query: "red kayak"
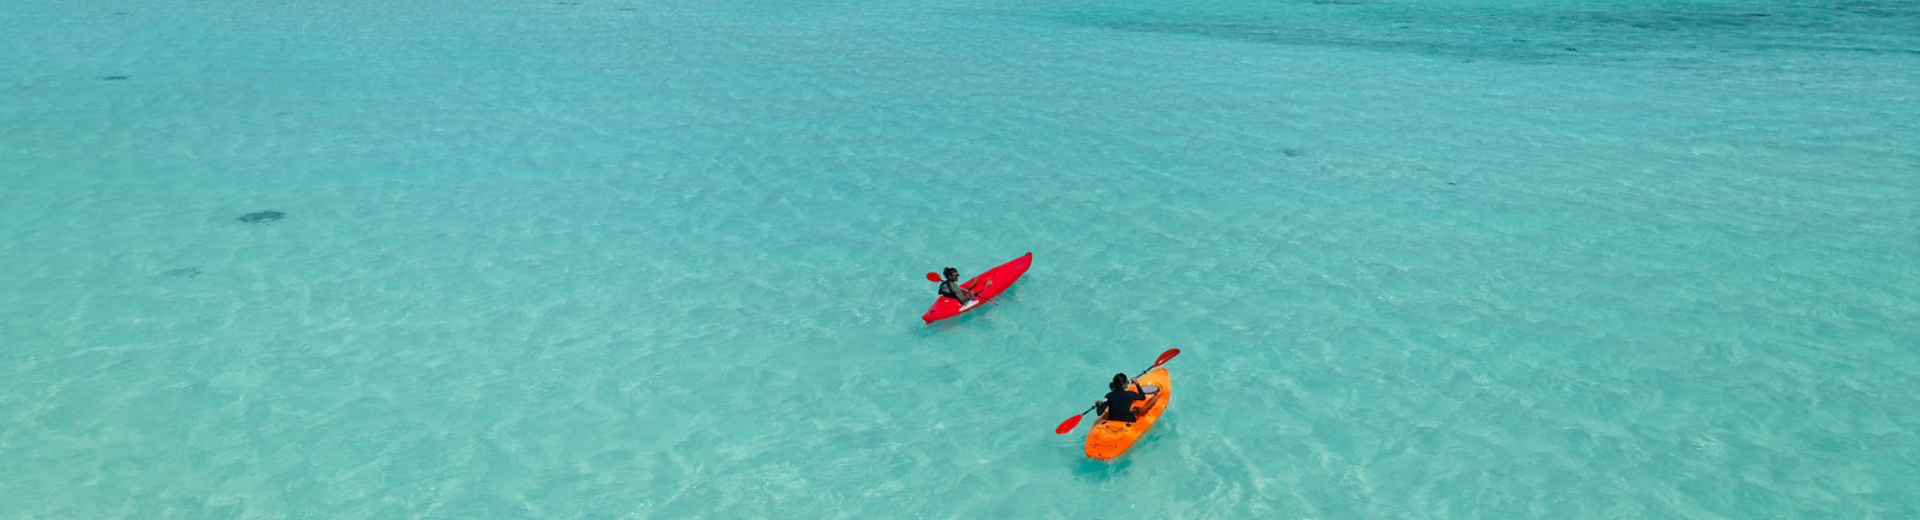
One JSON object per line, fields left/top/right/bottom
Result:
{"left": 922, "top": 252, "right": 1032, "bottom": 324}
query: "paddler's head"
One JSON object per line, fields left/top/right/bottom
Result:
{"left": 1109, "top": 373, "right": 1130, "bottom": 391}
{"left": 942, "top": 267, "right": 959, "bottom": 281}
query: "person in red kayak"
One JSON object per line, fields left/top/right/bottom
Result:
{"left": 1095, "top": 373, "right": 1161, "bottom": 423}
{"left": 937, "top": 267, "right": 984, "bottom": 304}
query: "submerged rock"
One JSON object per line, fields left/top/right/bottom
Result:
{"left": 239, "top": 211, "right": 285, "bottom": 223}
{"left": 163, "top": 267, "right": 203, "bottom": 278}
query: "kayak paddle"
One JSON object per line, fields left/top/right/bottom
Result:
{"left": 1053, "top": 348, "right": 1182, "bottom": 434}
{"left": 925, "top": 272, "right": 942, "bottom": 282}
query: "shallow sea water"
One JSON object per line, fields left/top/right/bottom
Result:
{"left": 3, "top": 0, "right": 1917, "bottom": 518}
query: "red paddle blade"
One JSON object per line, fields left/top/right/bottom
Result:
{"left": 925, "top": 272, "right": 941, "bottom": 282}
{"left": 1153, "top": 348, "right": 1181, "bottom": 367}
{"left": 1054, "top": 414, "right": 1085, "bottom": 434}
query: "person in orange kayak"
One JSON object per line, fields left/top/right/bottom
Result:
{"left": 1095, "top": 373, "right": 1161, "bottom": 422}
{"left": 937, "top": 267, "right": 979, "bottom": 304}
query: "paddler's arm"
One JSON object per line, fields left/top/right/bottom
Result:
{"left": 961, "top": 280, "right": 991, "bottom": 300}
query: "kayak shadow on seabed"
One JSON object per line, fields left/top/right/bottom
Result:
{"left": 1073, "top": 457, "right": 1135, "bottom": 479}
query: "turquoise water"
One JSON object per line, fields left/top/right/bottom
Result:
{"left": 4, "top": 0, "right": 1918, "bottom": 517}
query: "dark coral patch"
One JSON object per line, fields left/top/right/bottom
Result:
{"left": 163, "top": 267, "right": 203, "bottom": 278}
{"left": 239, "top": 211, "right": 285, "bottom": 223}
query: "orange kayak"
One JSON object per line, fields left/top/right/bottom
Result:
{"left": 1084, "top": 367, "right": 1172, "bottom": 460}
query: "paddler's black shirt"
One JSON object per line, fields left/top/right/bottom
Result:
{"left": 939, "top": 280, "right": 969, "bottom": 303}
{"left": 1098, "top": 389, "right": 1146, "bottom": 422}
